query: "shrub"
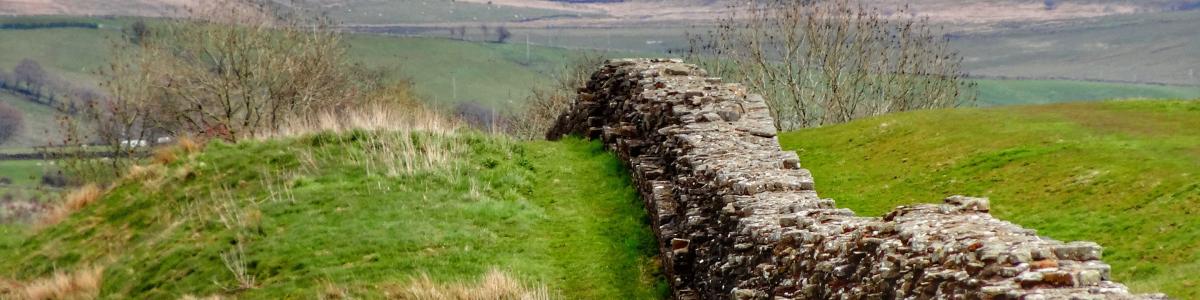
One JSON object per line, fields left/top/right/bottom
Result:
{"left": 36, "top": 184, "right": 103, "bottom": 228}
{"left": 390, "top": 269, "right": 552, "bottom": 300}
{"left": 508, "top": 54, "right": 608, "bottom": 140}
{"left": 0, "top": 101, "right": 23, "bottom": 145}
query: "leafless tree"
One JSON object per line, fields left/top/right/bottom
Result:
{"left": 53, "top": 0, "right": 414, "bottom": 180}
{"left": 13, "top": 59, "right": 48, "bottom": 99}
{"left": 0, "top": 101, "right": 23, "bottom": 145}
{"left": 689, "top": 0, "right": 975, "bottom": 130}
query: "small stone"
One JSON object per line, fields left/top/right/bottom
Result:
{"left": 1042, "top": 271, "right": 1076, "bottom": 287}
{"left": 731, "top": 289, "right": 757, "bottom": 300}
{"left": 1053, "top": 242, "right": 1103, "bottom": 261}
{"left": 1076, "top": 270, "right": 1102, "bottom": 286}
{"left": 702, "top": 112, "right": 723, "bottom": 122}
{"left": 718, "top": 110, "right": 742, "bottom": 122}
{"left": 664, "top": 65, "right": 692, "bottom": 76}
{"left": 980, "top": 285, "right": 1012, "bottom": 297}
{"left": 1030, "top": 259, "right": 1058, "bottom": 270}
{"left": 779, "top": 216, "right": 798, "bottom": 227}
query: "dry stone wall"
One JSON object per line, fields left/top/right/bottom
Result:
{"left": 548, "top": 59, "right": 1166, "bottom": 300}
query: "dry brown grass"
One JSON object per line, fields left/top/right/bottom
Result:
{"left": 265, "top": 104, "right": 460, "bottom": 140}
{"left": 35, "top": 184, "right": 103, "bottom": 229}
{"left": 387, "top": 270, "right": 552, "bottom": 300}
{"left": 176, "top": 137, "right": 202, "bottom": 154}
{"left": 0, "top": 266, "right": 104, "bottom": 300}
{"left": 151, "top": 147, "right": 179, "bottom": 165}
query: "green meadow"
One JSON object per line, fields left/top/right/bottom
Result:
{"left": 780, "top": 100, "right": 1200, "bottom": 297}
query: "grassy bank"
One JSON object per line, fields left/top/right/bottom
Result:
{"left": 779, "top": 100, "right": 1200, "bottom": 297}
{"left": 0, "top": 132, "right": 665, "bottom": 298}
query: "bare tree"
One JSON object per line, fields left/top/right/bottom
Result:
{"left": 690, "top": 0, "right": 976, "bottom": 130}
{"left": 54, "top": 0, "right": 412, "bottom": 180}
{"left": 13, "top": 59, "right": 48, "bottom": 99}
{"left": 0, "top": 101, "right": 23, "bottom": 145}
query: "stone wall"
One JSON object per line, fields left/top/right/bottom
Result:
{"left": 548, "top": 59, "right": 1166, "bottom": 299}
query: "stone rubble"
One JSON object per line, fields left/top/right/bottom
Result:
{"left": 548, "top": 59, "right": 1168, "bottom": 300}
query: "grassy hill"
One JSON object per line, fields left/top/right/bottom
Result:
{"left": 0, "top": 131, "right": 666, "bottom": 298}
{"left": 779, "top": 100, "right": 1200, "bottom": 298}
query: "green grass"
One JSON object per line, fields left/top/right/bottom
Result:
{"left": 975, "top": 79, "right": 1200, "bottom": 106}
{"left": 0, "top": 131, "right": 666, "bottom": 299}
{"left": 344, "top": 35, "right": 584, "bottom": 110}
{"left": 779, "top": 100, "right": 1200, "bottom": 298}
{"left": 0, "top": 160, "right": 46, "bottom": 187}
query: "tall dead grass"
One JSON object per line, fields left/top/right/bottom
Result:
{"left": 0, "top": 266, "right": 104, "bottom": 300}
{"left": 35, "top": 184, "right": 103, "bottom": 229}
{"left": 264, "top": 104, "right": 460, "bottom": 140}
{"left": 390, "top": 270, "right": 552, "bottom": 300}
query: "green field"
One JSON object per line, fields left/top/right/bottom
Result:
{"left": 0, "top": 132, "right": 666, "bottom": 298}
{"left": 975, "top": 79, "right": 1200, "bottom": 106}
{"left": 779, "top": 100, "right": 1200, "bottom": 298}
{"left": 955, "top": 10, "right": 1200, "bottom": 85}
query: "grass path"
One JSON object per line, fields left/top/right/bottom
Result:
{"left": 525, "top": 138, "right": 667, "bottom": 299}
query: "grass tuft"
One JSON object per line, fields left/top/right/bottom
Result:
{"left": 0, "top": 266, "right": 104, "bottom": 300}
{"left": 34, "top": 184, "right": 102, "bottom": 229}
{"left": 389, "top": 269, "right": 552, "bottom": 300}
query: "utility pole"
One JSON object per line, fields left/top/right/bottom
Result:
{"left": 526, "top": 33, "right": 531, "bottom": 63}
{"left": 452, "top": 75, "right": 457, "bottom": 102}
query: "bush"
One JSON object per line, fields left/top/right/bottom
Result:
{"left": 0, "top": 101, "right": 23, "bottom": 145}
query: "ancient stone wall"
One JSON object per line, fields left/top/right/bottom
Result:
{"left": 548, "top": 59, "right": 1165, "bottom": 299}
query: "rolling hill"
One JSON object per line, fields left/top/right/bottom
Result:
{"left": 779, "top": 99, "right": 1200, "bottom": 298}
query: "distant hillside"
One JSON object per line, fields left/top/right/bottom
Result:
{"left": 1, "top": 15, "right": 1196, "bottom": 148}
{"left": 0, "top": 133, "right": 667, "bottom": 298}
{"left": 779, "top": 100, "right": 1200, "bottom": 298}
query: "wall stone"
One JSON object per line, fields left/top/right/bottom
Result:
{"left": 548, "top": 58, "right": 1167, "bottom": 300}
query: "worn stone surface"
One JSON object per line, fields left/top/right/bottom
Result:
{"left": 548, "top": 59, "right": 1168, "bottom": 300}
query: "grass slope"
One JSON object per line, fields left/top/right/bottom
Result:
{"left": 779, "top": 100, "right": 1200, "bottom": 297}
{"left": 0, "top": 132, "right": 666, "bottom": 298}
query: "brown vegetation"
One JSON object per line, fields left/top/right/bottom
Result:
{"left": 387, "top": 270, "right": 552, "bottom": 300}
{"left": 0, "top": 266, "right": 104, "bottom": 300}
{"left": 508, "top": 54, "right": 607, "bottom": 140}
